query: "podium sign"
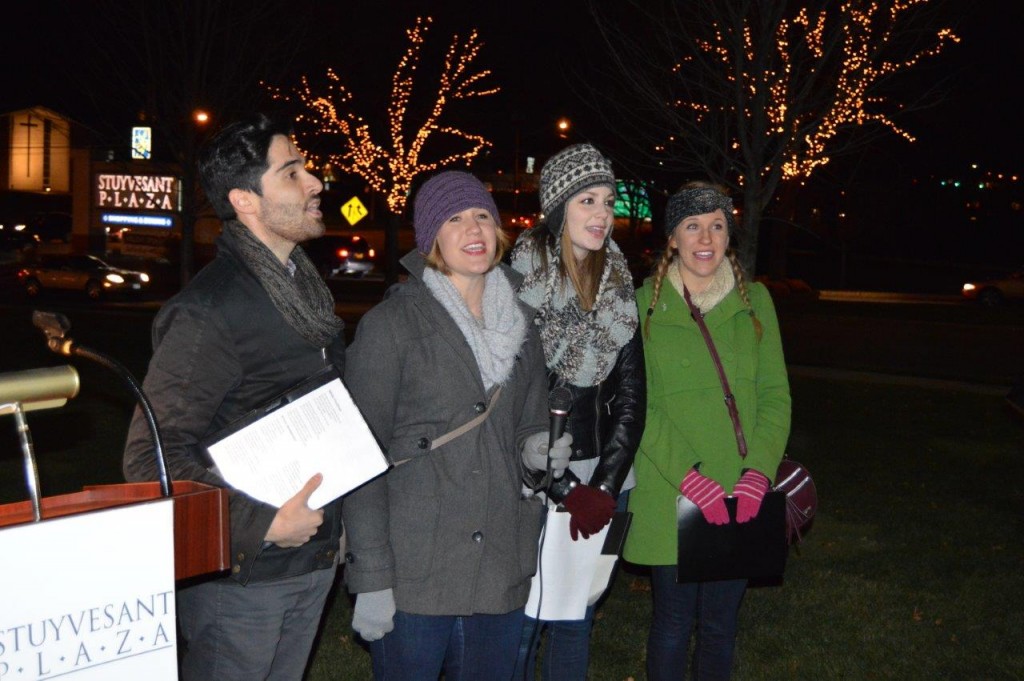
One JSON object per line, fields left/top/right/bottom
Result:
{"left": 0, "top": 500, "right": 177, "bottom": 680}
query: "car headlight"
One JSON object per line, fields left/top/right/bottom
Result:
{"left": 962, "top": 283, "right": 976, "bottom": 292}
{"left": 140, "top": 273, "right": 150, "bottom": 283}
{"left": 106, "top": 273, "right": 125, "bottom": 284}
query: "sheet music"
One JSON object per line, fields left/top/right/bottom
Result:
{"left": 205, "top": 377, "right": 388, "bottom": 509}
{"left": 524, "top": 511, "right": 621, "bottom": 621}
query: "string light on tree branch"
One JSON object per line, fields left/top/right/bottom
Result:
{"left": 666, "top": 0, "right": 959, "bottom": 182}
{"left": 267, "top": 16, "right": 499, "bottom": 214}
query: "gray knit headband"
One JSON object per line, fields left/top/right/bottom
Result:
{"left": 664, "top": 186, "right": 735, "bottom": 235}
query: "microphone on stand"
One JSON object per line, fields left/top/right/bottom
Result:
{"left": 31, "top": 310, "right": 172, "bottom": 498}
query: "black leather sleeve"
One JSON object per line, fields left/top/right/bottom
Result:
{"left": 588, "top": 327, "right": 647, "bottom": 497}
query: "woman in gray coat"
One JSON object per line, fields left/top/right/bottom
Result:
{"left": 342, "top": 171, "right": 573, "bottom": 680}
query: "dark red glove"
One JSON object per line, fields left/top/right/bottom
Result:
{"left": 562, "top": 484, "right": 616, "bottom": 541}
{"left": 734, "top": 469, "right": 770, "bottom": 523}
{"left": 680, "top": 468, "right": 729, "bottom": 525}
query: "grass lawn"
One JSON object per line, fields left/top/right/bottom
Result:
{"left": 2, "top": 340, "right": 1021, "bottom": 679}
{"left": 303, "top": 374, "right": 1024, "bottom": 680}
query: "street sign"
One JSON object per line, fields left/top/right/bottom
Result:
{"left": 132, "top": 127, "right": 152, "bottom": 159}
{"left": 341, "top": 196, "right": 368, "bottom": 226}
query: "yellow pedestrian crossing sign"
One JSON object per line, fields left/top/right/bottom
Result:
{"left": 341, "top": 196, "right": 368, "bottom": 226}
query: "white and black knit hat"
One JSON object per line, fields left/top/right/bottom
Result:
{"left": 539, "top": 144, "right": 616, "bottom": 218}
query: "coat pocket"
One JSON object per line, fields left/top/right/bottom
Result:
{"left": 389, "top": 488, "right": 440, "bottom": 584}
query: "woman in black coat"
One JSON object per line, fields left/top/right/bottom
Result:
{"left": 510, "top": 144, "right": 646, "bottom": 680}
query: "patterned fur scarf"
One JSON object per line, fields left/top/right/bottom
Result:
{"left": 510, "top": 236, "right": 638, "bottom": 387}
{"left": 223, "top": 220, "right": 344, "bottom": 348}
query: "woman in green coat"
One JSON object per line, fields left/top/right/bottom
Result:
{"left": 625, "top": 182, "right": 791, "bottom": 680}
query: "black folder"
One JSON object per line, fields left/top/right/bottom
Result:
{"left": 676, "top": 491, "right": 788, "bottom": 583}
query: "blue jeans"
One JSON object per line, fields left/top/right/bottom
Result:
{"left": 515, "top": 605, "right": 595, "bottom": 681}
{"left": 369, "top": 608, "right": 525, "bottom": 681}
{"left": 513, "top": 491, "right": 631, "bottom": 681}
{"left": 647, "top": 566, "right": 747, "bottom": 681}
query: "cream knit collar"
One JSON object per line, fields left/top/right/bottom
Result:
{"left": 667, "top": 259, "right": 735, "bottom": 315}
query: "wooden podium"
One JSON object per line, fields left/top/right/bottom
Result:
{"left": 0, "top": 481, "right": 230, "bottom": 581}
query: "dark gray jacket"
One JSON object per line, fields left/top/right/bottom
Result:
{"left": 342, "top": 252, "right": 548, "bottom": 616}
{"left": 123, "top": 228, "right": 345, "bottom": 584}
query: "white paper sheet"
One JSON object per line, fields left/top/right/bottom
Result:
{"left": 524, "top": 511, "right": 619, "bottom": 621}
{"left": 205, "top": 377, "right": 388, "bottom": 509}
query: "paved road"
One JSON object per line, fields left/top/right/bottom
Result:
{"left": 3, "top": 277, "right": 1022, "bottom": 387}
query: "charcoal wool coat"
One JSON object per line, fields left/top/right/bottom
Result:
{"left": 342, "top": 252, "right": 549, "bottom": 616}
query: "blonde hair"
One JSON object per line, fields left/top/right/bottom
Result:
{"left": 644, "top": 182, "right": 761, "bottom": 340}
{"left": 424, "top": 224, "right": 511, "bottom": 276}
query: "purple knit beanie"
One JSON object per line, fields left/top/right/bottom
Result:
{"left": 413, "top": 171, "right": 500, "bottom": 253}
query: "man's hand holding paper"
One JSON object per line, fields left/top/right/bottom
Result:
{"left": 265, "top": 473, "right": 325, "bottom": 548}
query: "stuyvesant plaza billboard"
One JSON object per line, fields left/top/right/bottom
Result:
{"left": 95, "top": 174, "right": 179, "bottom": 211}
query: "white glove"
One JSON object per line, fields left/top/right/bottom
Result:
{"left": 522, "top": 431, "right": 573, "bottom": 479}
{"left": 352, "top": 588, "right": 396, "bottom": 642}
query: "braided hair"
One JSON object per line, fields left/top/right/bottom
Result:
{"left": 644, "top": 181, "right": 762, "bottom": 341}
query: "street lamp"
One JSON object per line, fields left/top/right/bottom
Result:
{"left": 557, "top": 117, "right": 571, "bottom": 139}
{"left": 193, "top": 110, "right": 210, "bottom": 125}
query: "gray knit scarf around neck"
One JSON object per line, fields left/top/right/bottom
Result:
{"left": 422, "top": 266, "right": 526, "bottom": 391}
{"left": 223, "top": 220, "right": 344, "bottom": 348}
{"left": 510, "top": 235, "right": 638, "bottom": 387}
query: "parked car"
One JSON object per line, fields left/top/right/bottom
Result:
{"left": 25, "top": 212, "right": 72, "bottom": 243}
{"left": 302, "top": 234, "right": 376, "bottom": 278}
{"left": 0, "top": 224, "right": 39, "bottom": 253}
{"left": 18, "top": 254, "right": 150, "bottom": 299}
{"left": 962, "top": 270, "right": 1024, "bottom": 306}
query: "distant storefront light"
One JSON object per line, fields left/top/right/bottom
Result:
{"left": 614, "top": 180, "right": 652, "bottom": 220}
{"left": 101, "top": 213, "right": 174, "bottom": 228}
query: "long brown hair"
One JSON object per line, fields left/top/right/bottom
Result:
{"left": 527, "top": 216, "right": 608, "bottom": 312}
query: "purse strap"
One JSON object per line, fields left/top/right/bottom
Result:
{"left": 392, "top": 386, "right": 502, "bottom": 467}
{"left": 682, "top": 286, "right": 749, "bottom": 459}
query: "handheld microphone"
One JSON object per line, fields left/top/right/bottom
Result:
{"left": 547, "top": 385, "right": 572, "bottom": 450}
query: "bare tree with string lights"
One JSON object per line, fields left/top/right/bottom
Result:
{"left": 589, "top": 0, "right": 960, "bottom": 272}
{"left": 268, "top": 16, "right": 499, "bottom": 279}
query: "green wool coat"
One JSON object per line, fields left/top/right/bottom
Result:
{"left": 624, "top": 279, "right": 792, "bottom": 566}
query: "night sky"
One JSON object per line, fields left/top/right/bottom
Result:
{"left": 6, "top": 1, "right": 1016, "bottom": 170}
{"left": 3, "top": 0, "right": 1021, "bottom": 271}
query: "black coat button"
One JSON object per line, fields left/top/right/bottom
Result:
{"left": 472, "top": 531, "right": 483, "bottom": 542}
{"left": 474, "top": 402, "right": 486, "bottom": 414}
{"left": 345, "top": 552, "right": 356, "bottom": 563}
{"left": 418, "top": 437, "right": 430, "bottom": 449}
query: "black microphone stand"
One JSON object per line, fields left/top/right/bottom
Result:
{"left": 31, "top": 310, "right": 172, "bottom": 498}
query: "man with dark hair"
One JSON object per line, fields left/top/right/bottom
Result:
{"left": 123, "top": 113, "right": 346, "bottom": 680}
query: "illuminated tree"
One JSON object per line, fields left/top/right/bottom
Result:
{"left": 272, "top": 16, "right": 499, "bottom": 216}
{"left": 590, "top": 0, "right": 959, "bottom": 271}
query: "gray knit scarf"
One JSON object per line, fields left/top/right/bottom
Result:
{"left": 510, "top": 236, "right": 638, "bottom": 387}
{"left": 422, "top": 267, "right": 527, "bottom": 391}
{"left": 223, "top": 220, "right": 344, "bottom": 348}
